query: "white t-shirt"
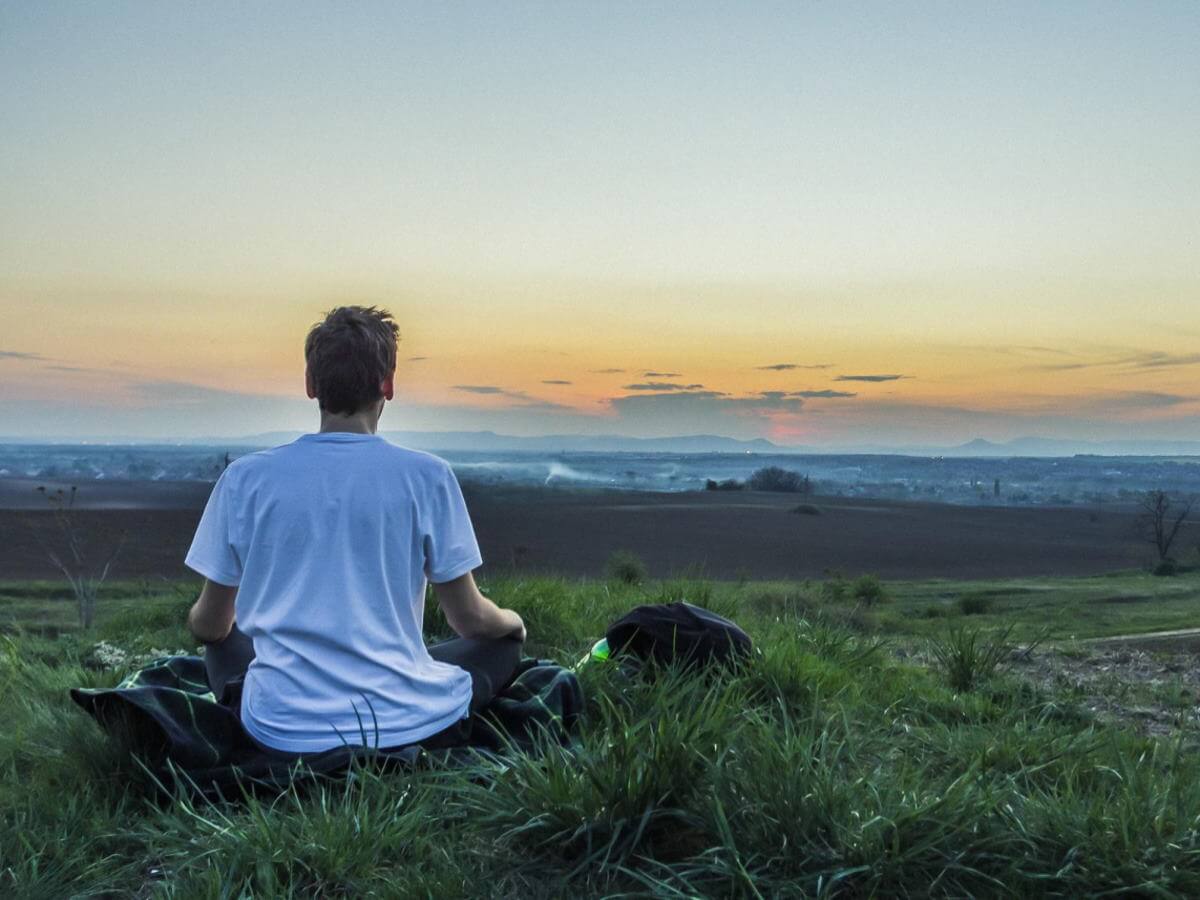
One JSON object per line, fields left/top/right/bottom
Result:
{"left": 185, "top": 432, "right": 480, "bottom": 753}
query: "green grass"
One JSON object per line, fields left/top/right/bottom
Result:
{"left": 2, "top": 572, "right": 1200, "bottom": 896}
{"left": 880, "top": 571, "right": 1200, "bottom": 641}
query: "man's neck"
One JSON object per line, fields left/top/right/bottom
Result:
{"left": 318, "top": 410, "right": 380, "bottom": 434}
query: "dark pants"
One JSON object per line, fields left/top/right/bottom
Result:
{"left": 204, "top": 625, "right": 523, "bottom": 754}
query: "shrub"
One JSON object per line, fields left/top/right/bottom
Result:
{"left": 746, "top": 466, "right": 811, "bottom": 494}
{"left": 1152, "top": 559, "right": 1179, "bottom": 577}
{"left": 957, "top": 594, "right": 993, "bottom": 615}
{"left": 822, "top": 572, "right": 849, "bottom": 603}
{"left": 790, "top": 503, "right": 821, "bottom": 515}
{"left": 851, "top": 574, "right": 886, "bottom": 607}
{"left": 704, "top": 478, "right": 745, "bottom": 492}
{"left": 606, "top": 550, "right": 647, "bottom": 585}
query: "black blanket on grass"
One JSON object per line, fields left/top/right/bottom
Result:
{"left": 70, "top": 655, "right": 583, "bottom": 796}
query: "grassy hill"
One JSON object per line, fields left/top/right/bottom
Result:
{"left": 2, "top": 572, "right": 1200, "bottom": 896}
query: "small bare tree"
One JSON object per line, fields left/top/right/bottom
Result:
{"left": 34, "top": 485, "right": 125, "bottom": 630}
{"left": 1137, "top": 489, "right": 1194, "bottom": 564}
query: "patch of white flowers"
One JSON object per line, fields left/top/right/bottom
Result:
{"left": 89, "top": 641, "right": 199, "bottom": 670}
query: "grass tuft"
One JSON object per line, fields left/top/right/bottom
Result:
{"left": 605, "top": 550, "right": 647, "bottom": 586}
{"left": 928, "top": 624, "right": 1018, "bottom": 692}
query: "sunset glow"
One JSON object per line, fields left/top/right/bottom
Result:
{"left": 2, "top": 3, "right": 1197, "bottom": 445}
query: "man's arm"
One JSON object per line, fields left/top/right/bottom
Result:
{"left": 187, "top": 579, "right": 238, "bottom": 643}
{"left": 434, "top": 571, "right": 525, "bottom": 641}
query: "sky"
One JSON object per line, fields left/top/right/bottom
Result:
{"left": 1, "top": 2, "right": 1198, "bottom": 446}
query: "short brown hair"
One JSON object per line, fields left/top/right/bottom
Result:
{"left": 304, "top": 306, "right": 399, "bottom": 415}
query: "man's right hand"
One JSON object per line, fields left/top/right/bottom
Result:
{"left": 434, "top": 571, "right": 526, "bottom": 643}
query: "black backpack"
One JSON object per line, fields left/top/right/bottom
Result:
{"left": 605, "top": 602, "right": 752, "bottom": 669}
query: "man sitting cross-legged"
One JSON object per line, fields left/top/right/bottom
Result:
{"left": 184, "top": 305, "right": 526, "bottom": 756}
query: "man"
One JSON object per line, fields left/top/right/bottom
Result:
{"left": 184, "top": 306, "right": 525, "bottom": 755}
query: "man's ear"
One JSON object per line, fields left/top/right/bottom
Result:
{"left": 381, "top": 369, "right": 395, "bottom": 401}
{"left": 304, "top": 367, "right": 317, "bottom": 400}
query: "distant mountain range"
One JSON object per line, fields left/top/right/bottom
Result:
{"left": 3, "top": 431, "right": 1199, "bottom": 457}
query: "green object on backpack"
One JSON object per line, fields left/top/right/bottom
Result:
{"left": 576, "top": 637, "right": 610, "bottom": 669}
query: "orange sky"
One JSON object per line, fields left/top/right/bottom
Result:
{"left": 1, "top": 5, "right": 1197, "bottom": 444}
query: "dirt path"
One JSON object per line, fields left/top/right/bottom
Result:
{"left": 1009, "top": 634, "right": 1200, "bottom": 737}
{"left": 1081, "top": 628, "right": 1200, "bottom": 653}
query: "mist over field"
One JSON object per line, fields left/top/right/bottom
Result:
{"left": 3, "top": 440, "right": 1199, "bottom": 509}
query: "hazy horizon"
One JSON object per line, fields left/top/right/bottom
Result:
{"left": 3, "top": 3, "right": 1198, "bottom": 446}
{"left": 4, "top": 428, "right": 1200, "bottom": 460}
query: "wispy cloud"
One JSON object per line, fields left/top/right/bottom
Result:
{"left": 614, "top": 389, "right": 807, "bottom": 411}
{"left": 407, "top": 356, "right": 429, "bottom": 362}
{"left": 835, "top": 374, "right": 907, "bottom": 383}
{"left": 451, "top": 384, "right": 570, "bottom": 410}
{"left": 1029, "top": 349, "right": 1200, "bottom": 373}
{"left": 0, "top": 350, "right": 46, "bottom": 361}
{"left": 130, "top": 380, "right": 264, "bottom": 404}
{"left": 541, "top": 379, "right": 572, "bottom": 385}
{"left": 780, "top": 389, "right": 857, "bottom": 399}
{"left": 1033, "top": 357, "right": 1119, "bottom": 372}
{"left": 983, "top": 345, "right": 1075, "bottom": 358}
{"left": 755, "top": 362, "right": 834, "bottom": 371}
{"left": 592, "top": 368, "right": 625, "bottom": 374}
{"left": 609, "top": 392, "right": 808, "bottom": 435}
{"left": 623, "top": 382, "right": 705, "bottom": 391}
{"left": 643, "top": 371, "right": 681, "bottom": 378}
{"left": 1066, "top": 391, "right": 1194, "bottom": 413}
{"left": 1133, "top": 352, "right": 1200, "bottom": 370}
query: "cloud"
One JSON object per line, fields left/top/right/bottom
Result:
{"left": 784, "top": 389, "right": 857, "bottom": 399}
{"left": 600, "top": 386, "right": 859, "bottom": 438}
{"left": 592, "top": 368, "right": 625, "bottom": 374}
{"left": 0, "top": 350, "right": 46, "bottom": 361}
{"left": 1132, "top": 352, "right": 1200, "bottom": 370}
{"left": 623, "top": 382, "right": 705, "bottom": 391}
{"left": 130, "top": 380, "right": 264, "bottom": 405}
{"left": 614, "top": 390, "right": 768, "bottom": 406}
{"left": 44, "top": 364, "right": 91, "bottom": 373}
{"left": 451, "top": 384, "right": 571, "bottom": 410}
{"left": 609, "top": 388, "right": 806, "bottom": 415}
{"left": 995, "top": 345, "right": 1073, "bottom": 357}
{"left": 755, "top": 362, "right": 834, "bottom": 371}
{"left": 1069, "top": 391, "right": 1194, "bottom": 413}
{"left": 609, "top": 390, "right": 808, "bottom": 435}
{"left": 1030, "top": 349, "right": 1200, "bottom": 373}
{"left": 0, "top": 378, "right": 317, "bottom": 439}
{"left": 541, "top": 379, "right": 573, "bottom": 385}
{"left": 835, "top": 374, "right": 907, "bottom": 383}
{"left": 1034, "top": 361, "right": 1098, "bottom": 372}
{"left": 643, "top": 371, "right": 681, "bottom": 378}
{"left": 407, "top": 356, "right": 429, "bottom": 362}
{"left": 747, "top": 390, "right": 855, "bottom": 403}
